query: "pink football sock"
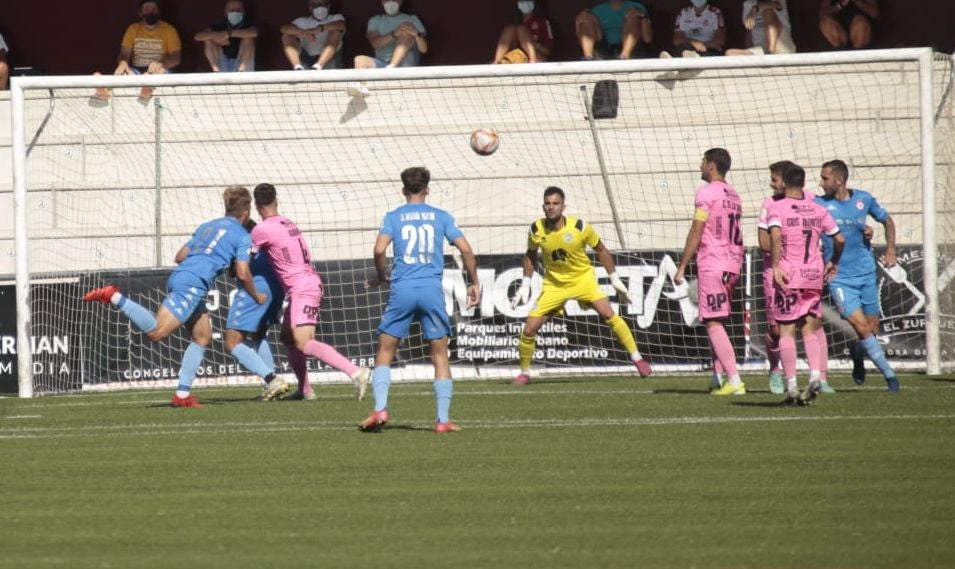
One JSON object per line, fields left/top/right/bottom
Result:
{"left": 803, "top": 331, "right": 822, "bottom": 378}
{"left": 706, "top": 324, "right": 738, "bottom": 378}
{"left": 287, "top": 346, "right": 311, "bottom": 395}
{"left": 303, "top": 339, "right": 358, "bottom": 377}
{"left": 779, "top": 335, "right": 797, "bottom": 380}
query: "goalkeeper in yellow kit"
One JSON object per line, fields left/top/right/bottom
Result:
{"left": 509, "top": 186, "right": 652, "bottom": 385}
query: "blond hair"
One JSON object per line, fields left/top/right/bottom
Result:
{"left": 223, "top": 186, "right": 252, "bottom": 217}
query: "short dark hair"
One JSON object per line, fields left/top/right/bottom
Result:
{"left": 139, "top": 0, "right": 160, "bottom": 8}
{"left": 822, "top": 159, "right": 849, "bottom": 183}
{"left": 782, "top": 163, "right": 806, "bottom": 188}
{"left": 543, "top": 186, "right": 565, "bottom": 201}
{"left": 253, "top": 183, "right": 277, "bottom": 207}
{"left": 769, "top": 160, "right": 794, "bottom": 175}
{"left": 401, "top": 167, "right": 430, "bottom": 194}
{"left": 703, "top": 148, "right": 731, "bottom": 176}
{"left": 223, "top": 186, "right": 251, "bottom": 217}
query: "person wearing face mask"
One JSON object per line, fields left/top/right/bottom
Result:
{"left": 354, "top": 0, "right": 428, "bottom": 73}
{"left": 663, "top": 0, "right": 727, "bottom": 58}
{"left": 89, "top": 0, "right": 181, "bottom": 106}
{"left": 281, "top": 0, "right": 346, "bottom": 70}
{"left": 493, "top": 0, "right": 554, "bottom": 63}
{"left": 576, "top": 0, "right": 653, "bottom": 60}
{"left": 195, "top": 0, "right": 258, "bottom": 72}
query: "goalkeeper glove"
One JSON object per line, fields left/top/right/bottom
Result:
{"left": 609, "top": 272, "right": 632, "bottom": 306}
{"left": 510, "top": 277, "right": 531, "bottom": 309}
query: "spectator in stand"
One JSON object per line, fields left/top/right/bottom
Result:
{"left": 725, "top": 0, "right": 796, "bottom": 55}
{"left": 0, "top": 33, "right": 9, "bottom": 91}
{"left": 194, "top": 0, "right": 257, "bottom": 72}
{"left": 89, "top": 0, "right": 181, "bottom": 106}
{"left": 820, "top": 0, "right": 878, "bottom": 49}
{"left": 662, "top": 0, "right": 726, "bottom": 58}
{"left": 349, "top": 0, "right": 427, "bottom": 97}
{"left": 493, "top": 1, "right": 555, "bottom": 64}
{"left": 575, "top": 0, "right": 653, "bottom": 60}
{"left": 280, "top": 0, "right": 346, "bottom": 70}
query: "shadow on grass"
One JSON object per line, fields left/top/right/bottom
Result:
{"left": 652, "top": 388, "right": 712, "bottom": 395}
{"left": 730, "top": 400, "right": 793, "bottom": 408}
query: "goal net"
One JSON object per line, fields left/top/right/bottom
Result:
{"left": 7, "top": 49, "right": 954, "bottom": 396}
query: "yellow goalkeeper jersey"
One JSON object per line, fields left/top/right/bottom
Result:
{"left": 527, "top": 216, "right": 601, "bottom": 287}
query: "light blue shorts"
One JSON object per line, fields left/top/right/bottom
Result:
{"left": 378, "top": 284, "right": 450, "bottom": 340}
{"left": 830, "top": 274, "right": 880, "bottom": 318}
{"left": 226, "top": 275, "right": 283, "bottom": 332}
{"left": 162, "top": 272, "right": 208, "bottom": 323}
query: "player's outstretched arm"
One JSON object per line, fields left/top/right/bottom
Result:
{"left": 881, "top": 216, "right": 897, "bottom": 267}
{"left": 594, "top": 241, "right": 632, "bottom": 305}
{"left": 452, "top": 236, "right": 481, "bottom": 308}
{"left": 510, "top": 249, "right": 538, "bottom": 309}
{"left": 770, "top": 226, "right": 788, "bottom": 287}
{"left": 674, "top": 219, "right": 705, "bottom": 285}
{"left": 366, "top": 234, "right": 393, "bottom": 288}
{"left": 174, "top": 244, "right": 189, "bottom": 264}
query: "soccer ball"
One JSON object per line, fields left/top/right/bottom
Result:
{"left": 470, "top": 128, "right": 500, "bottom": 156}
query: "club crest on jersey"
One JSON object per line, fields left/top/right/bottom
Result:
{"left": 856, "top": 201, "right": 865, "bottom": 210}
{"left": 563, "top": 233, "right": 573, "bottom": 243}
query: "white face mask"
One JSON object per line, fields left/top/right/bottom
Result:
{"left": 517, "top": 1, "right": 534, "bottom": 14}
{"left": 383, "top": 1, "right": 400, "bottom": 16}
{"left": 691, "top": 0, "right": 708, "bottom": 8}
{"left": 226, "top": 11, "right": 244, "bottom": 26}
{"left": 312, "top": 6, "right": 329, "bottom": 20}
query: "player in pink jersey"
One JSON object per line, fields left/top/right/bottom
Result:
{"left": 767, "top": 163, "right": 844, "bottom": 405}
{"left": 674, "top": 148, "right": 746, "bottom": 395}
{"left": 757, "top": 160, "right": 793, "bottom": 395}
{"left": 250, "top": 183, "right": 371, "bottom": 401}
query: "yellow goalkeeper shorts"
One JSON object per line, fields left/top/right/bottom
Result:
{"left": 529, "top": 280, "right": 607, "bottom": 318}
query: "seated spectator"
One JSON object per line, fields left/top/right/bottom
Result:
{"left": 820, "top": 0, "right": 878, "bottom": 49}
{"left": 354, "top": 0, "right": 427, "bottom": 70}
{"left": 0, "top": 33, "right": 9, "bottom": 91}
{"left": 575, "top": 1, "right": 652, "bottom": 60}
{"left": 725, "top": 0, "right": 796, "bottom": 55}
{"left": 494, "top": 1, "right": 555, "bottom": 64}
{"left": 662, "top": 0, "right": 726, "bottom": 58}
{"left": 90, "top": 0, "right": 181, "bottom": 106}
{"left": 280, "top": 0, "right": 346, "bottom": 70}
{"left": 194, "top": 0, "right": 257, "bottom": 72}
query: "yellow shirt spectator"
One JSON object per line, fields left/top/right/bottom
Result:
{"left": 122, "top": 21, "right": 182, "bottom": 69}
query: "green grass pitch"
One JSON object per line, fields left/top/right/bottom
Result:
{"left": 2, "top": 373, "right": 954, "bottom": 569}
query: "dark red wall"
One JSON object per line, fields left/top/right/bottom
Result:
{"left": 1, "top": 0, "right": 952, "bottom": 75}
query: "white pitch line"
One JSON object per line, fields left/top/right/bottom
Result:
{"left": 4, "top": 415, "right": 42, "bottom": 420}
{"left": 1, "top": 413, "right": 954, "bottom": 440}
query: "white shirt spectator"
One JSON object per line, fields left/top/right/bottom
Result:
{"left": 674, "top": 5, "right": 724, "bottom": 44}
{"left": 291, "top": 13, "right": 345, "bottom": 56}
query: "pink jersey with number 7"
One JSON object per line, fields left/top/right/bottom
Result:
{"left": 766, "top": 197, "right": 840, "bottom": 290}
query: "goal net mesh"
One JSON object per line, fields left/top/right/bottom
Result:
{"left": 13, "top": 54, "right": 955, "bottom": 394}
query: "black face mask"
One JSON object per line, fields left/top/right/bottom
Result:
{"left": 143, "top": 14, "right": 160, "bottom": 25}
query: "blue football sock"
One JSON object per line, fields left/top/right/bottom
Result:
{"left": 861, "top": 335, "right": 896, "bottom": 380}
{"left": 434, "top": 379, "right": 452, "bottom": 424}
{"left": 230, "top": 343, "right": 273, "bottom": 379}
{"left": 116, "top": 297, "right": 157, "bottom": 333}
{"left": 255, "top": 339, "right": 275, "bottom": 376}
{"left": 176, "top": 342, "right": 206, "bottom": 394}
{"left": 372, "top": 366, "right": 392, "bottom": 412}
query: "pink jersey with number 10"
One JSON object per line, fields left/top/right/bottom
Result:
{"left": 251, "top": 215, "right": 322, "bottom": 294}
{"left": 694, "top": 180, "right": 744, "bottom": 274}
{"left": 766, "top": 196, "right": 840, "bottom": 290}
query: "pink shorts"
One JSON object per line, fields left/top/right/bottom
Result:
{"left": 772, "top": 287, "right": 821, "bottom": 322}
{"left": 284, "top": 288, "right": 323, "bottom": 328}
{"left": 763, "top": 269, "right": 779, "bottom": 326}
{"left": 697, "top": 271, "right": 739, "bottom": 320}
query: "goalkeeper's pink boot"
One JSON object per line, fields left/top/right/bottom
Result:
{"left": 83, "top": 284, "right": 119, "bottom": 305}
{"left": 170, "top": 394, "right": 203, "bottom": 408}
{"left": 358, "top": 409, "right": 390, "bottom": 432}
{"left": 512, "top": 373, "right": 530, "bottom": 386}
{"left": 634, "top": 359, "right": 652, "bottom": 378}
{"left": 435, "top": 421, "right": 461, "bottom": 434}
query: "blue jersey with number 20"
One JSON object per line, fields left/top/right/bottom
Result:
{"left": 380, "top": 203, "right": 463, "bottom": 288}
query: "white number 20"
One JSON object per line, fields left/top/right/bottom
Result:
{"left": 401, "top": 224, "right": 435, "bottom": 264}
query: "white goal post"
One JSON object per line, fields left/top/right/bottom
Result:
{"left": 8, "top": 47, "right": 954, "bottom": 397}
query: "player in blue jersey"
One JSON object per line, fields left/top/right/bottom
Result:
{"left": 222, "top": 219, "right": 304, "bottom": 400}
{"left": 359, "top": 167, "right": 481, "bottom": 434}
{"left": 83, "top": 187, "right": 267, "bottom": 407}
{"left": 816, "top": 160, "right": 900, "bottom": 391}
